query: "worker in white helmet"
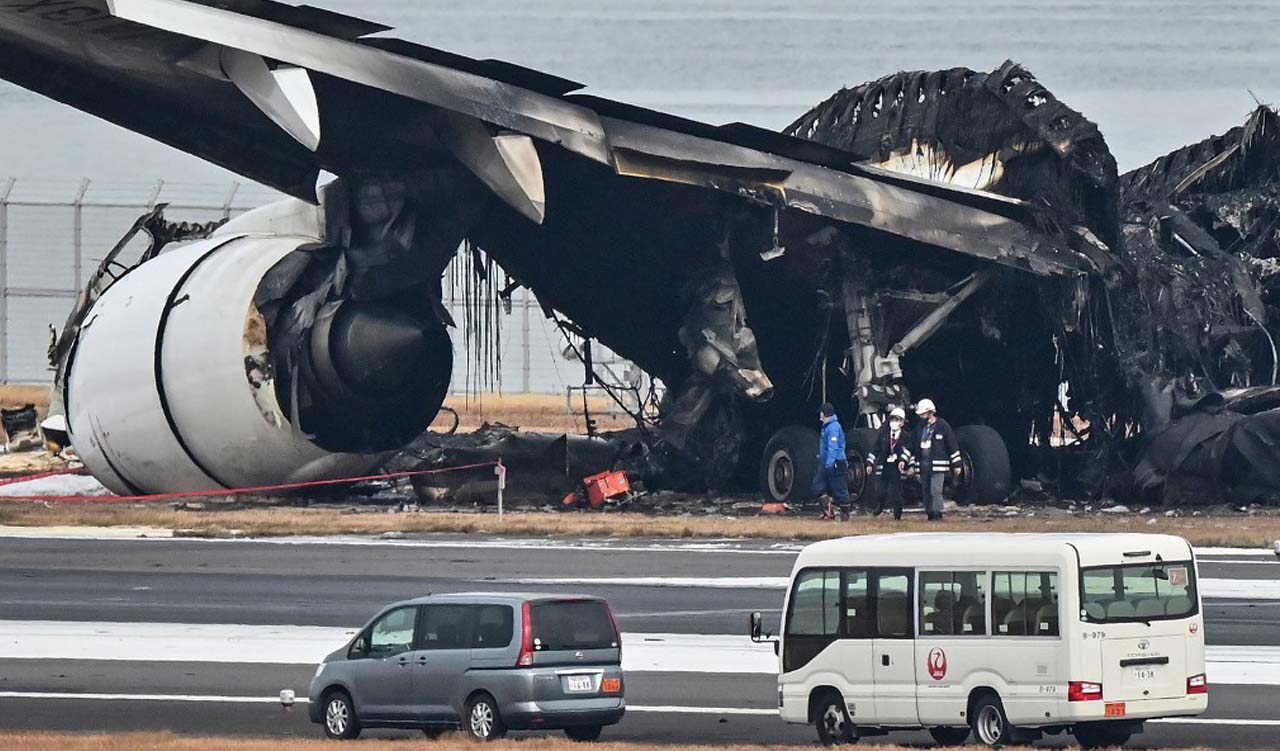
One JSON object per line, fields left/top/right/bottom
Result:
{"left": 914, "top": 397, "right": 961, "bottom": 521}
{"left": 865, "top": 406, "right": 916, "bottom": 520}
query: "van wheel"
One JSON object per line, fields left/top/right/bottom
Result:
{"left": 321, "top": 690, "right": 361, "bottom": 739}
{"left": 954, "top": 425, "right": 1012, "bottom": 504}
{"left": 929, "top": 726, "right": 971, "bottom": 746}
{"left": 760, "top": 426, "right": 820, "bottom": 503}
{"left": 1074, "top": 723, "right": 1132, "bottom": 749}
{"left": 970, "top": 694, "right": 1012, "bottom": 746}
{"left": 565, "top": 725, "right": 603, "bottom": 742}
{"left": 465, "top": 693, "right": 506, "bottom": 742}
{"left": 814, "top": 692, "right": 858, "bottom": 745}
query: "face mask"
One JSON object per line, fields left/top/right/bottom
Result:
{"left": 890, "top": 419, "right": 903, "bottom": 430}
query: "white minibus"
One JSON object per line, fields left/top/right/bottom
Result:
{"left": 752, "top": 533, "right": 1207, "bottom": 747}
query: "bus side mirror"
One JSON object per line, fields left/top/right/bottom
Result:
{"left": 749, "top": 611, "right": 764, "bottom": 642}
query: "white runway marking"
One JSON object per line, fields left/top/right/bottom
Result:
{"left": 1, "top": 621, "right": 1277, "bottom": 684}
{"left": 0, "top": 691, "right": 293, "bottom": 704}
{"left": 1, "top": 691, "right": 1277, "bottom": 727}
{"left": 1, "top": 527, "right": 1275, "bottom": 558}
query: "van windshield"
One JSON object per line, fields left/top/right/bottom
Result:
{"left": 530, "top": 600, "right": 618, "bottom": 651}
{"left": 1080, "top": 561, "right": 1197, "bottom": 623}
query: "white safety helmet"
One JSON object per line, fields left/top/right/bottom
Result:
{"left": 915, "top": 398, "right": 937, "bottom": 416}
{"left": 889, "top": 407, "right": 907, "bottom": 420}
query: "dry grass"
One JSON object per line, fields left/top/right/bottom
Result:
{"left": 0, "top": 503, "right": 1275, "bottom": 548}
{"left": 439, "top": 392, "right": 632, "bottom": 434}
{"left": 0, "top": 384, "right": 51, "bottom": 410}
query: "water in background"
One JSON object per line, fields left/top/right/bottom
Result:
{"left": 2, "top": 0, "right": 1279, "bottom": 182}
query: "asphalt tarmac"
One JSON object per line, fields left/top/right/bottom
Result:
{"left": 0, "top": 533, "right": 1276, "bottom": 747}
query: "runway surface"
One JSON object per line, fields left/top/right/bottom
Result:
{"left": 0, "top": 532, "right": 1277, "bottom": 747}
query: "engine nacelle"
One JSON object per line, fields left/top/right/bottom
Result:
{"left": 65, "top": 231, "right": 447, "bottom": 495}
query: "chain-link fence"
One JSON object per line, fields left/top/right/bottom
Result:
{"left": 0, "top": 178, "right": 638, "bottom": 399}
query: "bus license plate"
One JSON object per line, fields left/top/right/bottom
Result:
{"left": 1105, "top": 702, "right": 1126, "bottom": 717}
{"left": 1132, "top": 667, "right": 1156, "bottom": 681}
{"left": 564, "top": 675, "right": 594, "bottom": 693}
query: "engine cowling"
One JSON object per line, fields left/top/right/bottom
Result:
{"left": 65, "top": 231, "right": 449, "bottom": 495}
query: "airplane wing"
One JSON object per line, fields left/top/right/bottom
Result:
{"left": 0, "top": 0, "right": 1100, "bottom": 276}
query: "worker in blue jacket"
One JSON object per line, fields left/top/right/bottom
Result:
{"left": 813, "top": 402, "right": 851, "bottom": 520}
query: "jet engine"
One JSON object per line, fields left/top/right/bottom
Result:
{"left": 63, "top": 209, "right": 452, "bottom": 496}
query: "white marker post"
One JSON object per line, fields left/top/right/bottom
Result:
{"left": 495, "top": 459, "right": 507, "bottom": 519}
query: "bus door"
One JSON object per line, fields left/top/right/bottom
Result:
{"left": 872, "top": 568, "right": 918, "bottom": 725}
{"left": 914, "top": 570, "right": 991, "bottom": 724}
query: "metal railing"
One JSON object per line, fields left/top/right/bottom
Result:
{"left": 0, "top": 178, "right": 637, "bottom": 398}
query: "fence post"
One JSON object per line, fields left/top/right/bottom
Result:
{"left": 521, "top": 287, "right": 531, "bottom": 392}
{"left": 221, "top": 181, "right": 240, "bottom": 220}
{"left": 494, "top": 459, "right": 507, "bottom": 519}
{"left": 0, "top": 177, "right": 13, "bottom": 383}
{"left": 146, "top": 179, "right": 164, "bottom": 209}
{"left": 73, "top": 178, "right": 89, "bottom": 291}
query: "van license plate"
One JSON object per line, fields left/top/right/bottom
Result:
{"left": 564, "top": 675, "right": 594, "bottom": 693}
{"left": 1105, "top": 702, "right": 1126, "bottom": 717}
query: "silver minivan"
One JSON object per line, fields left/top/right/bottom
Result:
{"left": 309, "top": 593, "right": 625, "bottom": 741}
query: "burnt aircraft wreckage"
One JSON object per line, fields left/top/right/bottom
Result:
{"left": 5, "top": 0, "right": 1280, "bottom": 505}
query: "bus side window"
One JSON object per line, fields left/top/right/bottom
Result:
{"left": 992, "top": 571, "right": 1058, "bottom": 636}
{"left": 919, "top": 572, "right": 955, "bottom": 636}
{"left": 954, "top": 571, "right": 987, "bottom": 635}
{"left": 875, "top": 571, "right": 912, "bottom": 638}
{"left": 844, "top": 568, "right": 873, "bottom": 638}
{"left": 920, "top": 571, "right": 986, "bottom": 636}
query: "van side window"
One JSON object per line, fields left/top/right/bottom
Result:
{"left": 843, "top": 568, "right": 873, "bottom": 638}
{"left": 992, "top": 571, "right": 1059, "bottom": 636}
{"left": 920, "top": 571, "right": 987, "bottom": 636}
{"left": 875, "top": 570, "right": 912, "bottom": 639}
{"left": 417, "top": 604, "right": 473, "bottom": 650}
{"left": 366, "top": 606, "right": 417, "bottom": 658}
{"left": 472, "top": 605, "right": 514, "bottom": 649}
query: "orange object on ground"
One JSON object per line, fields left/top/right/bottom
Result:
{"left": 760, "top": 502, "right": 788, "bottom": 514}
{"left": 583, "top": 470, "right": 630, "bottom": 508}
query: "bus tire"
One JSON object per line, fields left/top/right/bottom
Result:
{"left": 1073, "top": 723, "right": 1132, "bottom": 749}
{"left": 954, "top": 425, "right": 1012, "bottom": 504}
{"left": 760, "top": 426, "right": 820, "bottom": 503}
{"left": 970, "top": 694, "right": 1012, "bottom": 746}
{"left": 813, "top": 691, "right": 858, "bottom": 745}
{"left": 929, "top": 726, "right": 971, "bottom": 746}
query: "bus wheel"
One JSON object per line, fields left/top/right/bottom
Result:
{"left": 760, "top": 426, "right": 820, "bottom": 503}
{"left": 929, "top": 726, "right": 971, "bottom": 746}
{"left": 814, "top": 692, "right": 858, "bottom": 745}
{"left": 970, "top": 694, "right": 1012, "bottom": 746}
{"left": 1073, "top": 723, "right": 1132, "bottom": 749}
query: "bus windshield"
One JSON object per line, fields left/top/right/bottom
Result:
{"left": 1080, "top": 560, "right": 1197, "bottom": 623}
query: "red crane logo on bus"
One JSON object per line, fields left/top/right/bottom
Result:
{"left": 927, "top": 647, "right": 948, "bottom": 680}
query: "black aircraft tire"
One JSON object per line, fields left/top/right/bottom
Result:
{"left": 760, "top": 426, "right": 821, "bottom": 503}
{"left": 955, "top": 425, "right": 1012, "bottom": 505}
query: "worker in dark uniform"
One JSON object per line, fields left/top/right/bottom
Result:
{"left": 914, "top": 397, "right": 961, "bottom": 521}
{"left": 865, "top": 406, "right": 915, "bottom": 519}
{"left": 813, "top": 402, "right": 851, "bottom": 521}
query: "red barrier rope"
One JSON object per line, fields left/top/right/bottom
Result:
{"left": 0, "top": 461, "right": 500, "bottom": 504}
{"left": 0, "top": 466, "right": 84, "bottom": 488}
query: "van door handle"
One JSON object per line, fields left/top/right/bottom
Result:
{"left": 1120, "top": 656, "right": 1170, "bottom": 667}
{"left": 416, "top": 657, "right": 429, "bottom": 666}
{"left": 396, "top": 656, "right": 410, "bottom": 667}
{"left": 882, "top": 654, "right": 891, "bottom": 666}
